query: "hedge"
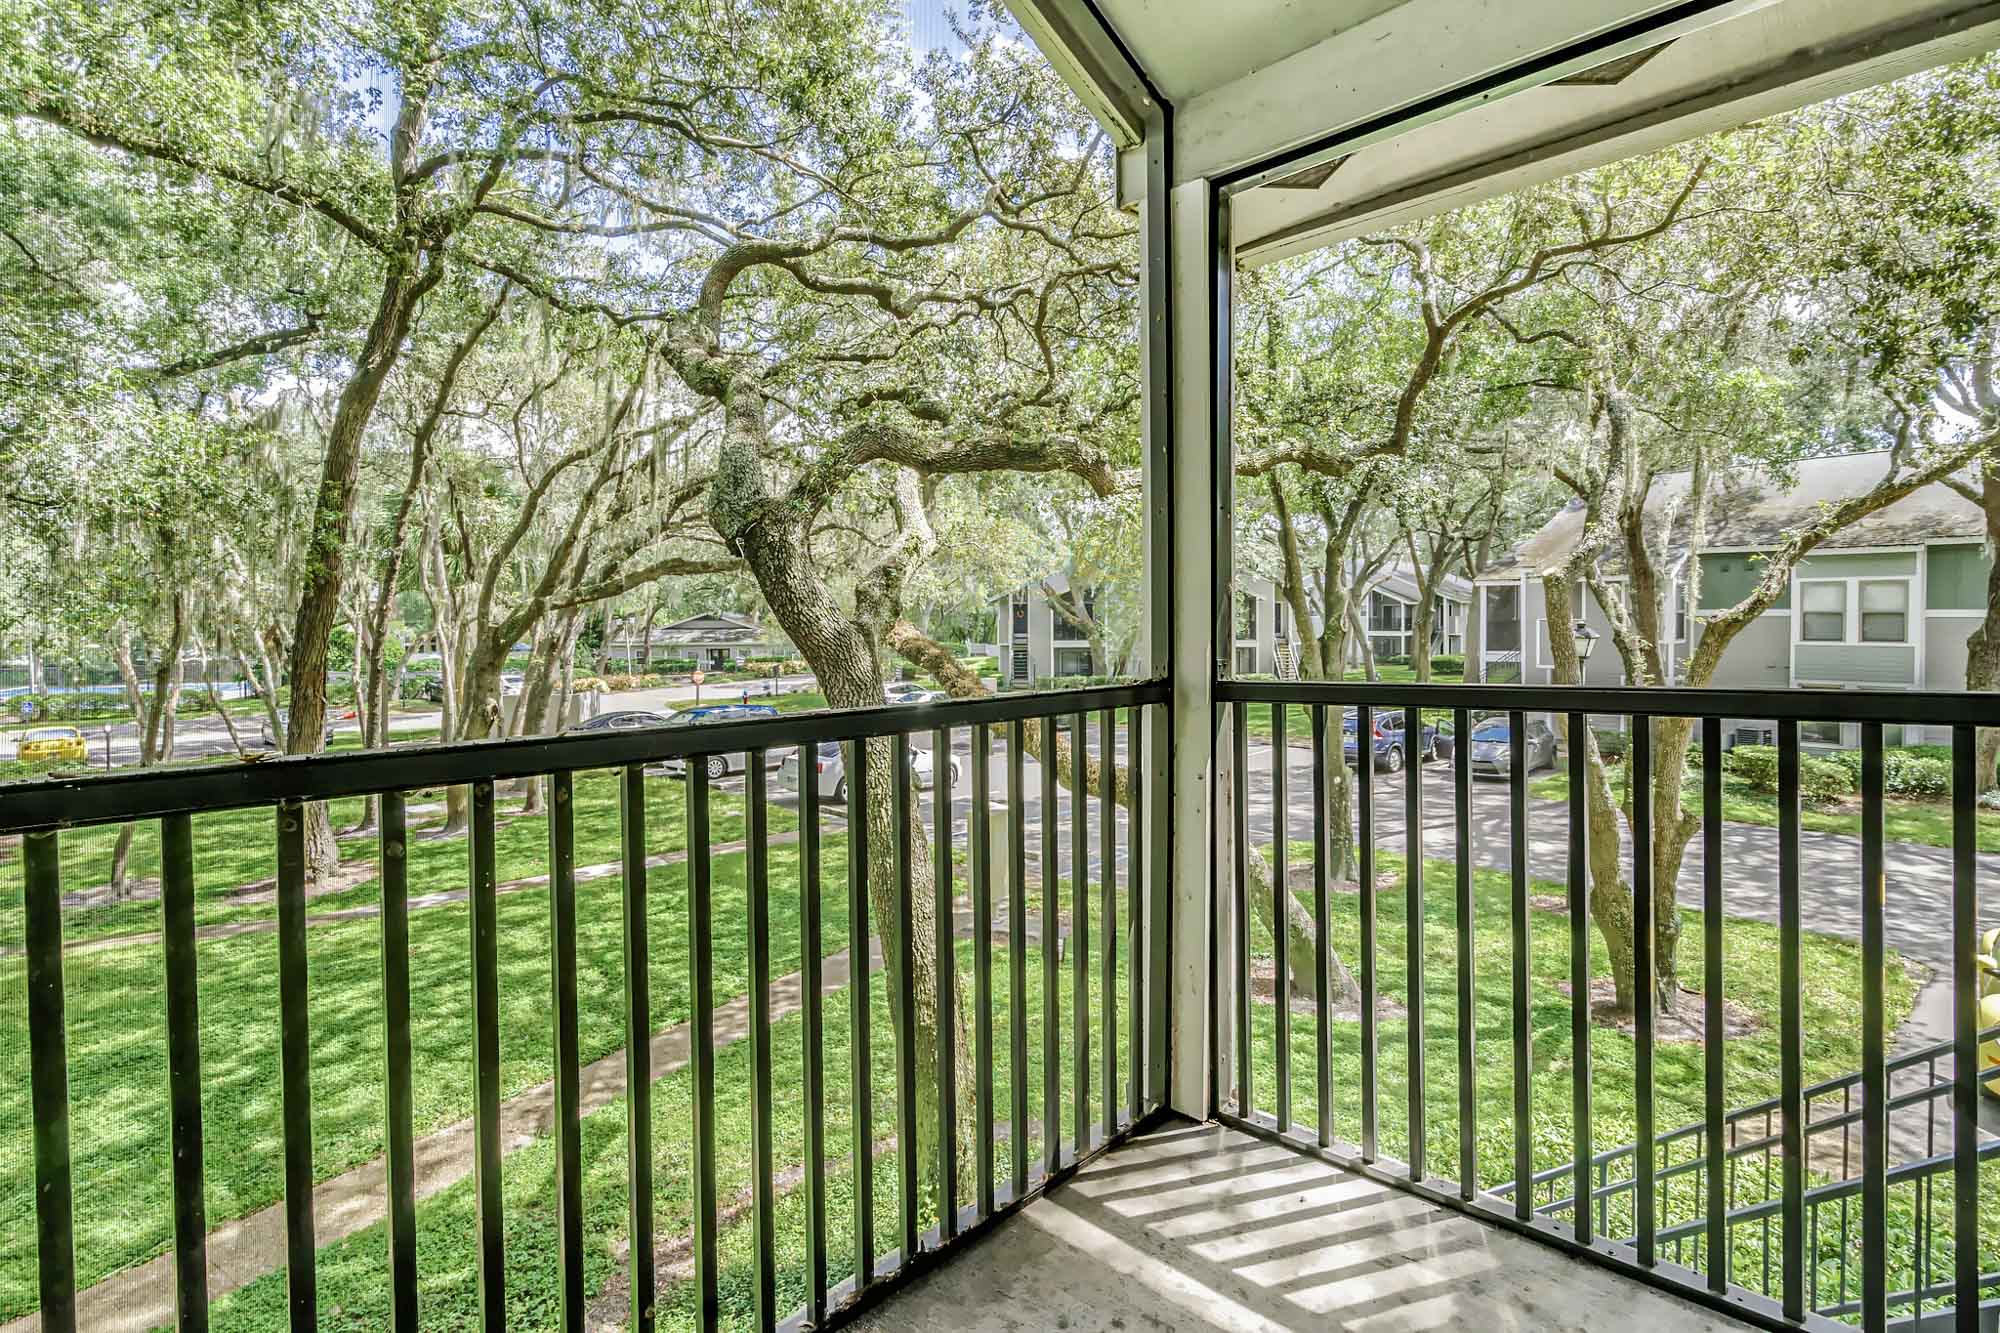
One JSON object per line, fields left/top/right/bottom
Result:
{"left": 1430, "top": 654, "right": 1465, "bottom": 675}
{"left": 1725, "top": 744, "right": 1855, "bottom": 806}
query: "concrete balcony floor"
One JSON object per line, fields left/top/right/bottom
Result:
{"left": 851, "top": 1120, "right": 1749, "bottom": 1333}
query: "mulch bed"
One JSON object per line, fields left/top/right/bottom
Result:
{"left": 1248, "top": 955, "right": 1406, "bottom": 1023}
{"left": 1555, "top": 978, "right": 1762, "bottom": 1044}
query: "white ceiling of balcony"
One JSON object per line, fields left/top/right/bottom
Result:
{"left": 1061, "top": 0, "right": 2000, "bottom": 264}
{"left": 1085, "top": 0, "right": 1413, "bottom": 103}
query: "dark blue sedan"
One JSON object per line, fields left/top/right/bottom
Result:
{"left": 1341, "top": 711, "right": 1437, "bottom": 772}
{"left": 661, "top": 704, "right": 781, "bottom": 779}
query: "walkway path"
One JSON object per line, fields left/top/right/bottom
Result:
{"left": 7, "top": 907, "right": 1049, "bottom": 1333}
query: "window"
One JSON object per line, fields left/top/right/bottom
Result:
{"left": 1860, "top": 580, "right": 1908, "bottom": 643}
{"left": 1010, "top": 597, "right": 1027, "bottom": 638}
{"left": 1234, "top": 646, "right": 1257, "bottom": 675}
{"left": 1484, "top": 586, "right": 1520, "bottom": 652}
{"left": 1236, "top": 591, "right": 1257, "bottom": 641}
{"left": 1672, "top": 581, "right": 1688, "bottom": 643}
{"left": 1370, "top": 595, "right": 1405, "bottom": 633}
{"left": 1800, "top": 582, "right": 1845, "bottom": 642}
{"left": 1275, "top": 600, "right": 1289, "bottom": 639}
{"left": 1054, "top": 647, "right": 1092, "bottom": 677}
{"left": 1801, "top": 719, "right": 1845, "bottom": 746}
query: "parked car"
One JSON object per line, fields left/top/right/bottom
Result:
{"left": 409, "top": 675, "right": 447, "bottom": 704}
{"left": 1464, "top": 715, "right": 1558, "bottom": 779}
{"left": 567, "top": 709, "right": 676, "bottom": 733}
{"left": 259, "top": 710, "right": 338, "bottom": 749}
{"left": 884, "top": 682, "right": 946, "bottom": 705}
{"left": 1341, "top": 711, "right": 1438, "bottom": 772}
{"left": 500, "top": 673, "right": 525, "bottom": 697}
{"left": 660, "top": 704, "right": 781, "bottom": 780}
{"left": 15, "top": 726, "right": 87, "bottom": 763}
{"left": 778, "top": 739, "right": 963, "bottom": 802}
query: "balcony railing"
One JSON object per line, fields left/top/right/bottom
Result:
{"left": 1211, "top": 679, "right": 2000, "bottom": 1333}
{"left": 2, "top": 681, "right": 1167, "bottom": 1332}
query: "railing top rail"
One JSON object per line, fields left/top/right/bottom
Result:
{"left": 0, "top": 679, "right": 1167, "bottom": 834}
{"left": 1217, "top": 678, "right": 2000, "bottom": 727}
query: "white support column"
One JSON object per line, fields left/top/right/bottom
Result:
{"left": 1165, "top": 176, "right": 1220, "bottom": 1117}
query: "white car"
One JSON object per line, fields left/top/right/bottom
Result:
{"left": 884, "top": 682, "right": 947, "bottom": 705}
{"left": 778, "top": 740, "right": 962, "bottom": 802}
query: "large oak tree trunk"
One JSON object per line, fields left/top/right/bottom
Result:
{"left": 1966, "top": 470, "right": 2000, "bottom": 791}
{"left": 285, "top": 261, "right": 438, "bottom": 877}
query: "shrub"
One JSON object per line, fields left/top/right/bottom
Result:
{"left": 1725, "top": 744, "right": 1779, "bottom": 792}
{"left": 1429, "top": 654, "right": 1464, "bottom": 676}
{"left": 1380, "top": 654, "right": 1410, "bottom": 667}
{"left": 1886, "top": 752, "right": 1950, "bottom": 798}
{"left": 1591, "top": 728, "right": 1629, "bottom": 762}
{"left": 1726, "top": 744, "right": 1854, "bottom": 805}
{"left": 10, "top": 691, "right": 129, "bottom": 722}
{"left": 1800, "top": 755, "right": 1855, "bottom": 806}
{"left": 571, "top": 676, "right": 609, "bottom": 693}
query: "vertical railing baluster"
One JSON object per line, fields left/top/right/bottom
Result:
{"left": 1009, "top": 721, "right": 1029, "bottom": 1198}
{"left": 1567, "top": 711, "right": 1592, "bottom": 1243}
{"left": 380, "top": 792, "right": 419, "bottom": 1331}
{"left": 1777, "top": 719, "right": 1803, "bottom": 1320}
{"left": 933, "top": 726, "right": 958, "bottom": 1239}
{"left": 1454, "top": 708, "right": 1474, "bottom": 1201}
{"left": 1233, "top": 699, "right": 1251, "bottom": 1120}
{"left": 1072, "top": 711, "right": 1089, "bottom": 1154}
{"left": 1128, "top": 708, "right": 1146, "bottom": 1124}
{"left": 1041, "top": 714, "right": 1060, "bottom": 1176}
{"left": 1209, "top": 708, "right": 1223, "bottom": 1119}
{"left": 800, "top": 750, "right": 828, "bottom": 1326}
{"left": 1855, "top": 888, "right": 1887, "bottom": 1333}
{"left": 679, "top": 762, "right": 704, "bottom": 1333}
{"left": 747, "top": 752, "right": 777, "bottom": 1331}
{"left": 1950, "top": 724, "right": 1979, "bottom": 1333}
{"left": 160, "top": 813, "right": 208, "bottom": 1331}
{"left": 469, "top": 780, "right": 505, "bottom": 1331}
{"left": 1358, "top": 705, "right": 1379, "bottom": 1162}
{"left": 1407, "top": 704, "right": 1426, "bottom": 1180}
{"left": 894, "top": 734, "right": 920, "bottom": 1261}
{"left": 1274, "top": 702, "right": 1291, "bottom": 1135}
{"left": 1701, "top": 719, "right": 1726, "bottom": 1296}
{"left": 1313, "top": 706, "right": 1333, "bottom": 1149}
{"left": 545, "top": 776, "right": 582, "bottom": 1333}
{"left": 973, "top": 723, "right": 996, "bottom": 1219}
{"left": 1101, "top": 708, "right": 1117, "bottom": 1143}
{"left": 275, "top": 802, "right": 316, "bottom": 1330}
{"left": 23, "top": 830, "right": 75, "bottom": 1333}
{"left": 1508, "top": 710, "right": 1530, "bottom": 1219}
{"left": 1632, "top": 720, "right": 1656, "bottom": 1263}
{"left": 847, "top": 740, "right": 875, "bottom": 1292}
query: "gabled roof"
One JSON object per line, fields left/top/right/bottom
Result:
{"left": 611, "top": 611, "right": 776, "bottom": 646}
{"left": 1362, "top": 563, "right": 1474, "bottom": 606}
{"left": 1476, "top": 451, "right": 1985, "bottom": 581}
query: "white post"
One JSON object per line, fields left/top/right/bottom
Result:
{"left": 1165, "top": 175, "right": 1220, "bottom": 1118}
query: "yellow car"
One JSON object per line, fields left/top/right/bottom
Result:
{"left": 1981, "top": 929, "right": 2000, "bottom": 1099}
{"left": 15, "top": 726, "right": 87, "bottom": 764}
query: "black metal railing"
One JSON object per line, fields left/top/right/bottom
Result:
{"left": 1, "top": 680, "right": 1167, "bottom": 1332}
{"left": 1497, "top": 1026, "right": 2000, "bottom": 1325}
{"left": 1210, "top": 680, "right": 2000, "bottom": 1333}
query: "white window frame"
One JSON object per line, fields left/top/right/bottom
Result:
{"left": 1792, "top": 575, "right": 1916, "bottom": 649}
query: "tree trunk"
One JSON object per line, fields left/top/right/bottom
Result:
{"left": 284, "top": 261, "right": 438, "bottom": 879}
{"left": 891, "top": 620, "right": 1363, "bottom": 1012}
{"left": 1966, "top": 470, "right": 2000, "bottom": 791}
{"left": 1543, "top": 575, "right": 1638, "bottom": 1015}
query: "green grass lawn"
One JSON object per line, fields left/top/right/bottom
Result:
{"left": 0, "top": 761, "right": 792, "bottom": 951}
{"left": 1528, "top": 762, "right": 2000, "bottom": 852}
{"left": 0, "top": 777, "right": 808, "bottom": 1319}
{"left": 4, "top": 783, "right": 1985, "bottom": 1327}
